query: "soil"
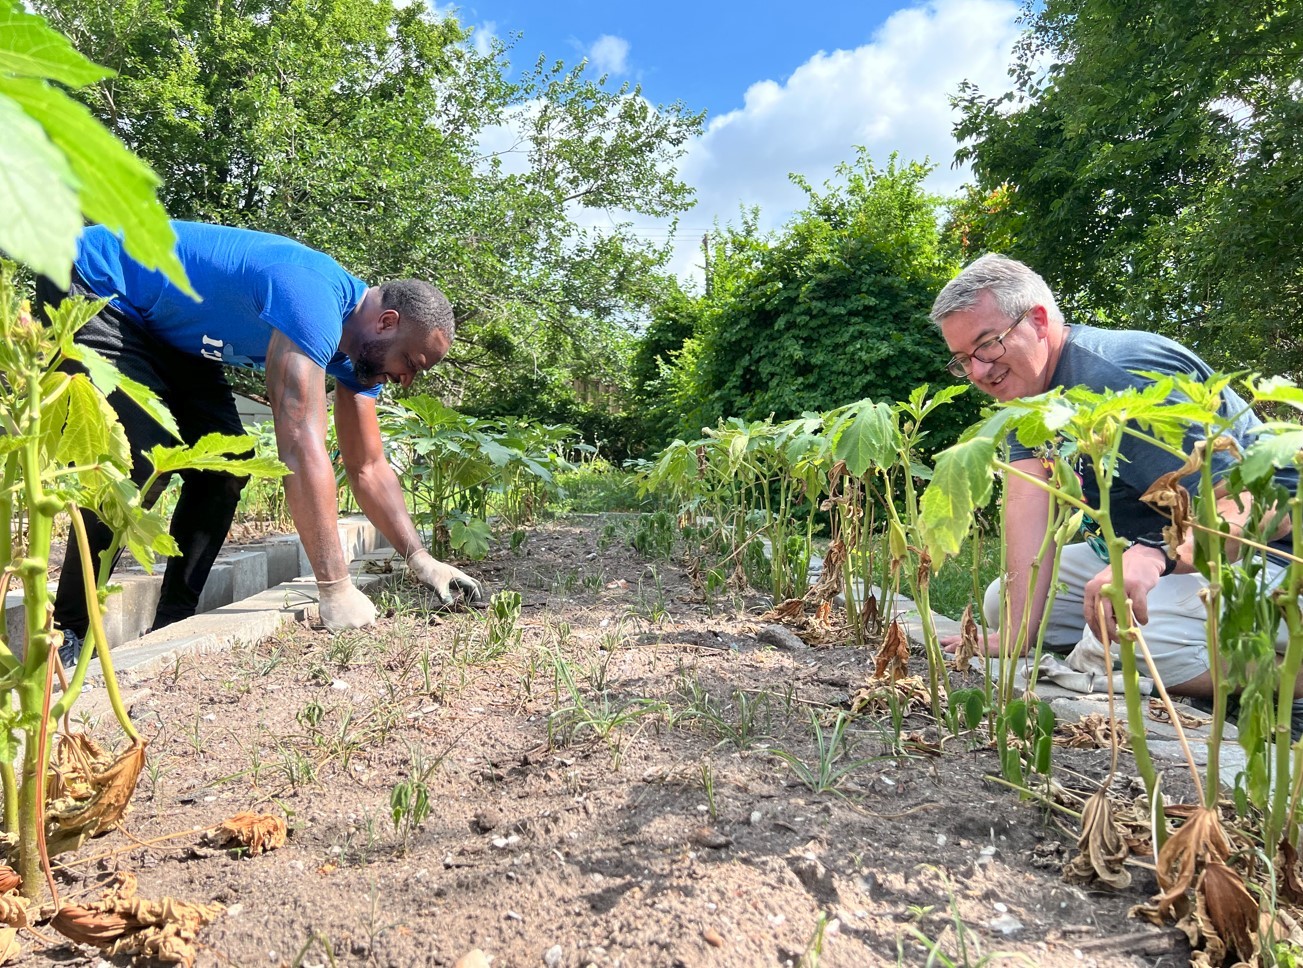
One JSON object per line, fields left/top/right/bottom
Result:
{"left": 29, "top": 515, "right": 1193, "bottom": 967}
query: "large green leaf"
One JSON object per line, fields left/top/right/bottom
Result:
{"left": 147, "top": 432, "right": 288, "bottom": 479}
{"left": 475, "top": 436, "right": 515, "bottom": 468}
{"left": 62, "top": 342, "right": 181, "bottom": 440}
{"left": 92, "top": 475, "right": 180, "bottom": 572}
{"left": 0, "top": 76, "right": 193, "bottom": 296}
{"left": 449, "top": 516, "right": 491, "bottom": 559}
{"left": 0, "top": 3, "right": 110, "bottom": 86}
{"left": 918, "top": 434, "right": 998, "bottom": 562}
{"left": 834, "top": 401, "right": 895, "bottom": 477}
{"left": 1250, "top": 376, "right": 1303, "bottom": 415}
{"left": 56, "top": 375, "right": 130, "bottom": 471}
{"left": 0, "top": 92, "right": 82, "bottom": 285}
{"left": 0, "top": 434, "right": 27, "bottom": 457}
{"left": 1239, "top": 430, "right": 1303, "bottom": 486}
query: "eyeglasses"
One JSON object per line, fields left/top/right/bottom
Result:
{"left": 944, "top": 308, "right": 1032, "bottom": 378}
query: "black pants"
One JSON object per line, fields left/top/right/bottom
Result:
{"left": 37, "top": 274, "right": 250, "bottom": 638}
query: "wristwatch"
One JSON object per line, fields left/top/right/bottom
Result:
{"left": 1133, "top": 535, "right": 1178, "bottom": 576}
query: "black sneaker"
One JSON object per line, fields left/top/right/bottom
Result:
{"left": 57, "top": 628, "right": 84, "bottom": 667}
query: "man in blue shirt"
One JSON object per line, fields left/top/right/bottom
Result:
{"left": 41, "top": 221, "right": 483, "bottom": 648}
{"left": 930, "top": 253, "right": 1297, "bottom": 702}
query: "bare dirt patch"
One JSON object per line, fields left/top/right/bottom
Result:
{"left": 35, "top": 516, "right": 1189, "bottom": 967}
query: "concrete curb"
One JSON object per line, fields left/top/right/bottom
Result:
{"left": 4, "top": 515, "right": 395, "bottom": 656}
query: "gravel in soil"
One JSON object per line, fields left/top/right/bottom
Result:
{"left": 36, "top": 516, "right": 1190, "bottom": 967}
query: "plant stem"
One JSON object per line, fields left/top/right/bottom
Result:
{"left": 1266, "top": 485, "right": 1302, "bottom": 851}
{"left": 49, "top": 506, "right": 141, "bottom": 741}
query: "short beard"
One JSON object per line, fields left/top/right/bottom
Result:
{"left": 351, "top": 335, "right": 393, "bottom": 388}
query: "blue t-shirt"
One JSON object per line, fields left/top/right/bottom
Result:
{"left": 74, "top": 221, "right": 378, "bottom": 397}
{"left": 1009, "top": 324, "right": 1297, "bottom": 558}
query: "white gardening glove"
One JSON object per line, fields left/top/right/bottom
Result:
{"left": 317, "top": 577, "right": 378, "bottom": 630}
{"left": 406, "top": 549, "right": 486, "bottom": 608}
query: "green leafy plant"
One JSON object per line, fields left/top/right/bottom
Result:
{"left": 0, "top": 270, "right": 287, "bottom": 898}
{"left": 770, "top": 712, "right": 879, "bottom": 795}
{"left": 390, "top": 764, "right": 433, "bottom": 850}
{"left": 378, "top": 396, "right": 575, "bottom": 558}
{"left": 0, "top": 1, "right": 189, "bottom": 292}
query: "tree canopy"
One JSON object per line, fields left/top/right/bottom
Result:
{"left": 638, "top": 153, "right": 978, "bottom": 450}
{"left": 35, "top": 0, "right": 703, "bottom": 403}
{"left": 953, "top": 0, "right": 1303, "bottom": 376}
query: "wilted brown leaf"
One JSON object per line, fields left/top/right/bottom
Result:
{"left": 51, "top": 904, "right": 135, "bottom": 946}
{"left": 1280, "top": 840, "right": 1303, "bottom": 903}
{"left": 1140, "top": 437, "right": 1239, "bottom": 558}
{"left": 812, "top": 601, "right": 833, "bottom": 629}
{"left": 0, "top": 927, "right": 17, "bottom": 964}
{"left": 915, "top": 551, "right": 932, "bottom": 591}
{"left": 1147, "top": 698, "right": 1209, "bottom": 729}
{"left": 1063, "top": 787, "right": 1131, "bottom": 889}
{"left": 47, "top": 733, "right": 109, "bottom": 802}
{"left": 51, "top": 874, "right": 222, "bottom": 968}
{"left": 850, "top": 675, "right": 929, "bottom": 716}
{"left": 860, "top": 591, "right": 879, "bottom": 632}
{"left": 758, "top": 597, "right": 854, "bottom": 647}
{"left": 759, "top": 599, "right": 806, "bottom": 624}
{"left": 804, "top": 539, "right": 846, "bottom": 604}
{"left": 0, "top": 868, "right": 19, "bottom": 896}
{"left": 1056, "top": 713, "right": 1127, "bottom": 750}
{"left": 874, "top": 619, "right": 910, "bottom": 682}
{"left": 0, "top": 894, "right": 30, "bottom": 930}
{"left": 205, "top": 812, "right": 287, "bottom": 856}
{"left": 951, "top": 604, "right": 980, "bottom": 673}
{"left": 1199, "top": 860, "right": 1260, "bottom": 964}
{"left": 46, "top": 738, "right": 147, "bottom": 855}
{"left": 1153, "top": 806, "right": 1231, "bottom": 917}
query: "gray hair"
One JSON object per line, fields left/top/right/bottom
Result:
{"left": 930, "top": 253, "right": 1061, "bottom": 328}
{"left": 378, "top": 279, "right": 455, "bottom": 342}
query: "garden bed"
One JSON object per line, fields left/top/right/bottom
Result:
{"left": 38, "top": 515, "right": 1187, "bottom": 967}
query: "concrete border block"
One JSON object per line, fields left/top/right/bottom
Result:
{"left": 223, "top": 551, "right": 269, "bottom": 602}
{"left": 196, "top": 562, "right": 233, "bottom": 613}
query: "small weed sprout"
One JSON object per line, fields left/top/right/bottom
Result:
{"left": 277, "top": 743, "right": 318, "bottom": 790}
{"left": 390, "top": 743, "right": 442, "bottom": 848}
{"left": 630, "top": 566, "right": 671, "bottom": 624}
{"left": 143, "top": 755, "right": 172, "bottom": 800}
{"left": 551, "top": 568, "right": 581, "bottom": 596}
{"left": 771, "top": 712, "right": 880, "bottom": 794}
{"left": 799, "top": 910, "right": 834, "bottom": 968}
{"left": 186, "top": 710, "right": 205, "bottom": 757}
{"left": 699, "top": 760, "right": 718, "bottom": 820}
{"left": 389, "top": 779, "right": 431, "bottom": 848}
{"left": 480, "top": 590, "right": 523, "bottom": 659}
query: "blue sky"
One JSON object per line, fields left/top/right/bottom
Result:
{"left": 450, "top": 2, "right": 912, "bottom": 118}
{"left": 440, "top": 0, "right": 1025, "bottom": 280}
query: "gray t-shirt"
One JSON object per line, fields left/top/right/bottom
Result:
{"left": 1009, "top": 324, "right": 1296, "bottom": 557}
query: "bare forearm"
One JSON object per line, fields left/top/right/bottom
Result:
{"left": 281, "top": 438, "right": 347, "bottom": 582}
{"left": 349, "top": 461, "right": 424, "bottom": 559}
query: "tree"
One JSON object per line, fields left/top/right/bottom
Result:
{"left": 954, "top": 0, "right": 1303, "bottom": 375}
{"left": 34, "top": 0, "right": 703, "bottom": 405}
{"left": 655, "top": 153, "right": 978, "bottom": 448}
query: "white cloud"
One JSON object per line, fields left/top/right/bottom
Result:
{"left": 659, "top": 0, "right": 1022, "bottom": 280}
{"left": 472, "top": 0, "right": 1024, "bottom": 288}
{"left": 588, "top": 34, "right": 631, "bottom": 76}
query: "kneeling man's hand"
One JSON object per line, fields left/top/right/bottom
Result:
{"left": 1083, "top": 545, "right": 1167, "bottom": 641}
{"left": 407, "top": 549, "right": 486, "bottom": 608}
{"left": 318, "top": 577, "right": 379, "bottom": 630}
